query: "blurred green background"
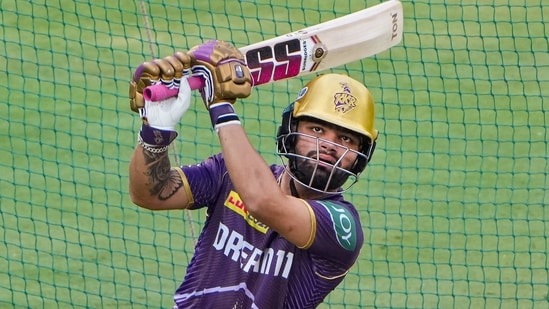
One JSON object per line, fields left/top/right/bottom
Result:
{"left": 1, "top": 0, "right": 547, "bottom": 308}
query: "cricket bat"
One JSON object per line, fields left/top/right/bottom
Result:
{"left": 143, "top": 0, "right": 403, "bottom": 101}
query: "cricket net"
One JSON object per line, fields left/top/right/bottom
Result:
{"left": 1, "top": 0, "right": 547, "bottom": 308}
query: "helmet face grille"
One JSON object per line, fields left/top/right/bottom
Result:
{"left": 276, "top": 132, "right": 367, "bottom": 193}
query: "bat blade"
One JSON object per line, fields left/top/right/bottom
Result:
{"left": 143, "top": 0, "right": 403, "bottom": 101}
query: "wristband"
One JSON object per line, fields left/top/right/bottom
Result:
{"left": 139, "top": 124, "right": 178, "bottom": 146}
{"left": 209, "top": 102, "right": 241, "bottom": 132}
{"left": 137, "top": 135, "right": 169, "bottom": 153}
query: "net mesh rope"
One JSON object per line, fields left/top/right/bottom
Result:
{"left": 1, "top": 0, "right": 547, "bottom": 308}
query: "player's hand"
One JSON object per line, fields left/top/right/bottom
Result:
{"left": 140, "top": 76, "right": 192, "bottom": 131}
{"left": 132, "top": 53, "right": 193, "bottom": 149}
{"left": 187, "top": 40, "right": 252, "bottom": 108}
{"left": 129, "top": 52, "right": 191, "bottom": 113}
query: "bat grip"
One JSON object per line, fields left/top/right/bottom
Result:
{"left": 143, "top": 76, "right": 205, "bottom": 101}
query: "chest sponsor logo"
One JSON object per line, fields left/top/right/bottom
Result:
{"left": 213, "top": 222, "right": 294, "bottom": 279}
{"left": 224, "top": 191, "right": 269, "bottom": 233}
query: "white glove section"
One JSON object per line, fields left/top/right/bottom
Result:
{"left": 139, "top": 77, "right": 192, "bottom": 131}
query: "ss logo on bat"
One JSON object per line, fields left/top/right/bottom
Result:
{"left": 245, "top": 38, "right": 302, "bottom": 85}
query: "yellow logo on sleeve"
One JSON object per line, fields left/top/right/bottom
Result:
{"left": 224, "top": 191, "right": 269, "bottom": 234}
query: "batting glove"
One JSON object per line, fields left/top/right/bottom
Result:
{"left": 130, "top": 53, "right": 192, "bottom": 149}
{"left": 187, "top": 40, "right": 252, "bottom": 108}
{"left": 129, "top": 52, "right": 191, "bottom": 113}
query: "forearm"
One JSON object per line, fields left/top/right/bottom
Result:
{"left": 128, "top": 143, "right": 189, "bottom": 210}
{"left": 127, "top": 53, "right": 195, "bottom": 210}
{"left": 218, "top": 125, "right": 280, "bottom": 202}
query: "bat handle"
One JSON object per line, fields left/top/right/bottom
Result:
{"left": 142, "top": 76, "right": 205, "bottom": 101}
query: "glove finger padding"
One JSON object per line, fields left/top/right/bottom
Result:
{"left": 154, "top": 53, "right": 191, "bottom": 84}
{"left": 129, "top": 52, "right": 191, "bottom": 113}
{"left": 130, "top": 62, "right": 160, "bottom": 112}
{"left": 188, "top": 40, "right": 252, "bottom": 107}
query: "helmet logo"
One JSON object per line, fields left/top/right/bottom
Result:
{"left": 295, "top": 86, "right": 308, "bottom": 101}
{"left": 333, "top": 82, "right": 357, "bottom": 113}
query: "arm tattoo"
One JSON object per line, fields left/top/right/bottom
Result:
{"left": 142, "top": 148, "right": 183, "bottom": 200}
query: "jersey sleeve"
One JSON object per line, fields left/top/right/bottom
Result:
{"left": 180, "top": 153, "right": 229, "bottom": 210}
{"left": 306, "top": 199, "right": 364, "bottom": 275}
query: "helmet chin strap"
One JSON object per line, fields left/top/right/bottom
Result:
{"left": 289, "top": 178, "right": 300, "bottom": 198}
{"left": 287, "top": 157, "right": 301, "bottom": 198}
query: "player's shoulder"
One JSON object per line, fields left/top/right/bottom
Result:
{"left": 183, "top": 153, "right": 227, "bottom": 172}
{"left": 312, "top": 198, "right": 361, "bottom": 226}
{"left": 314, "top": 196, "right": 360, "bottom": 220}
{"left": 309, "top": 198, "right": 363, "bottom": 251}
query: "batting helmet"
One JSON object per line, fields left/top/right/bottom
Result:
{"left": 276, "top": 73, "right": 378, "bottom": 192}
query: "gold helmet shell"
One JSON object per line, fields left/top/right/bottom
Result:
{"left": 292, "top": 73, "right": 378, "bottom": 142}
{"left": 276, "top": 73, "right": 378, "bottom": 192}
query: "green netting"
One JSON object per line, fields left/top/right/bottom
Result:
{"left": 1, "top": 0, "right": 548, "bottom": 308}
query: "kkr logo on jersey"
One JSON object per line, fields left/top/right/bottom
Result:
{"left": 224, "top": 191, "right": 269, "bottom": 233}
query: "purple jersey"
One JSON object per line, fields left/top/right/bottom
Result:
{"left": 173, "top": 153, "right": 364, "bottom": 308}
